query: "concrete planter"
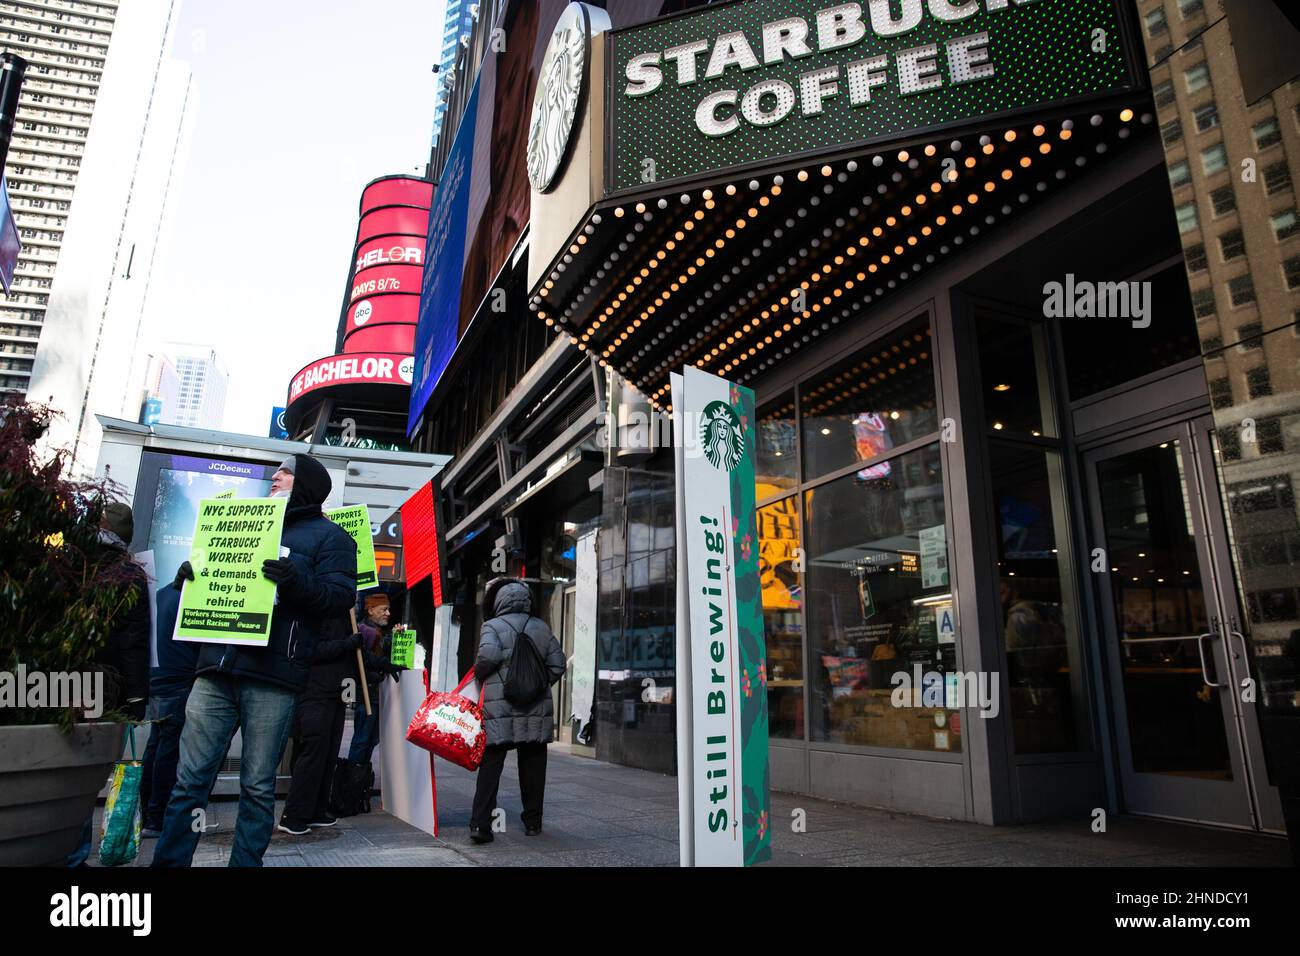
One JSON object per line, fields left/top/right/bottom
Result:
{"left": 0, "top": 721, "right": 124, "bottom": 867}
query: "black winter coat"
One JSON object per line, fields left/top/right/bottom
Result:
{"left": 96, "top": 542, "right": 151, "bottom": 718}
{"left": 195, "top": 512, "right": 356, "bottom": 693}
{"left": 474, "top": 581, "right": 565, "bottom": 746}
{"left": 301, "top": 615, "right": 357, "bottom": 701}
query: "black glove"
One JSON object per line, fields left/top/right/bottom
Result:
{"left": 261, "top": 557, "right": 298, "bottom": 586}
{"left": 347, "top": 633, "right": 363, "bottom": 651}
{"left": 386, "top": 660, "right": 404, "bottom": 683}
{"left": 173, "top": 561, "right": 194, "bottom": 589}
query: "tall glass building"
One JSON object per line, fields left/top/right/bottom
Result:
{"left": 430, "top": 0, "right": 477, "bottom": 147}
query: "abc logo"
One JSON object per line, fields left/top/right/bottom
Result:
{"left": 398, "top": 356, "right": 415, "bottom": 384}
{"left": 354, "top": 300, "right": 373, "bottom": 326}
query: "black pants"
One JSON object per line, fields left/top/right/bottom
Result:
{"left": 283, "top": 694, "right": 347, "bottom": 822}
{"left": 471, "top": 742, "right": 547, "bottom": 831}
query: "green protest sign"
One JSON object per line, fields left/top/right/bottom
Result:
{"left": 326, "top": 504, "right": 378, "bottom": 590}
{"left": 174, "top": 497, "right": 287, "bottom": 645}
{"left": 390, "top": 627, "right": 416, "bottom": 669}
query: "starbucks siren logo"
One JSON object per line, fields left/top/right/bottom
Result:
{"left": 701, "top": 401, "right": 743, "bottom": 471}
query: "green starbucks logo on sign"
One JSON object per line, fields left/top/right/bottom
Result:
{"left": 701, "top": 401, "right": 743, "bottom": 472}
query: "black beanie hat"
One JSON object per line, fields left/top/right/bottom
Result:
{"left": 287, "top": 453, "right": 331, "bottom": 515}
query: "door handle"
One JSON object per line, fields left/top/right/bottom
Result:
{"left": 1197, "top": 631, "right": 1225, "bottom": 688}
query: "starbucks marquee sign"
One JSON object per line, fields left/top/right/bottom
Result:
{"left": 607, "top": 0, "right": 1136, "bottom": 193}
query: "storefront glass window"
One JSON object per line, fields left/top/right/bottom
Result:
{"left": 755, "top": 392, "right": 797, "bottom": 499}
{"left": 758, "top": 498, "right": 803, "bottom": 740}
{"left": 805, "top": 442, "right": 959, "bottom": 751}
{"left": 990, "top": 442, "right": 1085, "bottom": 753}
{"left": 976, "top": 318, "right": 1053, "bottom": 439}
{"left": 799, "top": 320, "right": 937, "bottom": 482}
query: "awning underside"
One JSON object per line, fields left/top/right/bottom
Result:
{"left": 529, "top": 102, "right": 1151, "bottom": 410}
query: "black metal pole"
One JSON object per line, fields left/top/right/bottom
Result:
{"left": 0, "top": 53, "right": 28, "bottom": 170}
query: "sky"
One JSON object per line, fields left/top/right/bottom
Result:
{"left": 150, "top": 0, "right": 447, "bottom": 437}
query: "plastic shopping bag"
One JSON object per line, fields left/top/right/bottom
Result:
{"left": 98, "top": 727, "right": 142, "bottom": 867}
{"left": 406, "top": 669, "right": 486, "bottom": 770}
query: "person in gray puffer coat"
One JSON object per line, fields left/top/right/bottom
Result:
{"left": 470, "top": 579, "right": 565, "bottom": 844}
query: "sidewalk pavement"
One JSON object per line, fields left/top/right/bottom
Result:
{"left": 125, "top": 746, "right": 1289, "bottom": 867}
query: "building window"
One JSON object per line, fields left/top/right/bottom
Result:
{"left": 1176, "top": 201, "right": 1198, "bottom": 233}
{"left": 1200, "top": 143, "right": 1228, "bottom": 176}
{"left": 1145, "top": 7, "right": 1168, "bottom": 36}
{"left": 1184, "top": 243, "right": 1207, "bottom": 272}
{"left": 1237, "top": 322, "right": 1264, "bottom": 350}
{"left": 1193, "top": 103, "right": 1219, "bottom": 132}
{"left": 1154, "top": 80, "right": 1176, "bottom": 109}
{"left": 1228, "top": 274, "right": 1256, "bottom": 306}
{"left": 1256, "top": 418, "right": 1284, "bottom": 455}
{"left": 1210, "top": 184, "right": 1236, "bottom": 215}
{"left": 758, "top": 498, "right": 803, "bottom": 740}
{"left": 1200, "top": 334, "right": 1223, "bottom": 352}
{"left": 1284, "top": 255, "right": 1300, "bottom": 290}
{"left": 1184, "top": 62, "right": 1210, "bottom": 94}
{"left": 1178, "top": 0, "right": 1204, "bottom": 16}
{"left": 1161, "top": 119, "right": 1183, "bottom": 146}
{"left": 805, "top": 442, "right": 953, "bottom": 750}
{"left": 1218, "top": 426, "right": 1242, "bottom": 461}
{"left": 1220, "top": 229, "right": 1245, "bottom": 260}
{"left": 1209, "top": 377, "right": 1233, "bottom": 408}
{"left": 1253, "top": 118, "right": 1282, "bottom": 150}
{"left": 1247, "top": 365, "right": 1273, "bottom": 399}
{"left": 1271, "top": 209, "right": 1299, "bottom": 241}
{"left": 799, "top": 320, "right": 937, "bottom": 482}
{"left": 756, "top": 394, "right": 797, "bottom": 496}
{"left": 1168, "top": 160, "right": 1191, "bottom": 189}
{"left": 1265, "top": 161, "right": 1293, "bottom": 195}
{"left": 1191, "top": 287, "right": 1216, "bottom": 317}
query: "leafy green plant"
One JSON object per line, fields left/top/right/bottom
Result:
{"left": 0, "top": 399, "right": 138, "bottom": 730}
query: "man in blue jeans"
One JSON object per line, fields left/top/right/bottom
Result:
{"left": 151, "top": 454, "right": 356, "bottom": 867}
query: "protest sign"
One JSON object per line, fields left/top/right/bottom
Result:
{"left": 326, "top": 504, "right": 378, "bottom": 590}
{"left": 390, "top": 627, "right": 416, "bottom": 669}
{"left": 174, "top": 497, "right": 287, "bottom": 645}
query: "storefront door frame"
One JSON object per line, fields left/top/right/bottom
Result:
{"left": 754, "top": 143, "right": 1165, "bottom": 824}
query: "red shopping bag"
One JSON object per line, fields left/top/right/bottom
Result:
{"left": 406, "top": 669, "right": 487, "bottom": 771}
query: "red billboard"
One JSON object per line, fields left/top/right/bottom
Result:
{"left": 357, "top": 205, "right": 429, "bottom": 244}
{"left": 345, "top": 292, "right": 419, "bottom": 336}
{"left": 287, "top": 351, "right": 415, "bottom": 404}
{"left": 400, "top": 479, "right": 444, "bottom": 604}
{"left": 361, "top": 176, "right": 433, "bottom": 216}
{"left": 349, "top": 264, "right": 423, "bottom": 304}
{"left": 355, "top": 236, "right": 425, "bottom": 273}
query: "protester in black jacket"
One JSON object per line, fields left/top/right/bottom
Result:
{"left": 152, "top": 453, "right": 356, "bottom": 868}
{"left": 280, "top": 615, "right": 357, "bottom": 833}
{"left": 95, "top": 501, "right": 150, "bottom": 720}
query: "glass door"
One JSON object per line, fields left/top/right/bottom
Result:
{"left": 1084, "top": 418, "right": 1281, "bottom": 829}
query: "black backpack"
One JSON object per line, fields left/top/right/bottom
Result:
{"left": 329, "top": 758, "right": 373, "bottom": 817}
{"left": 501, "top": 615, "right": 550, "bottom": 707}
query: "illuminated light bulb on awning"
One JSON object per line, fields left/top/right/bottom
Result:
{"left": 964, "top": 157, "right": 977, "bottom": 169}
{"left": 935, "top": 215, "right": 946, "bottom": 226}
{"left": 1004, "top": 130, "right": 1017, "bottom": 142}
{"left": 1020, "top": 156, "right": 1032, "bottom": 168}
{"left": 771, "top": 185, "right": 782, "bottom": 196}
{"left": 924, "top": 144, "right": 936, "bottom": 157}
{"left": 1059, "top": 128, "right": 1072, "bottom": 141}
{"left": 901, "top": 205, "right": 912, "bottom": 216}
{"left": 885, "top": 216, "right": 897, "bottom": 226}
{"left": 1001, "top": 169, "right": 1013, "bottom": 180}
{"left": 1119, "top": 108, "right": 1134, "bottom": 122}
{"left": 931, "top": 182, "right": 942, "bottom": 194}
{"left": 797, "top": 169, "right": 809, "bottom": 182}
{"left": 893, "top": 245, "right": 904, "bottom": 255}
{"left": 880, "top": 254, "right": 891, "bottom": 264}
{"left": 982, "top": 144, "right": 994, "bottom": 155}
{"left": 897, "top": 150, "right": 909, "bottom": 162}
{"left": 702, "top": 188, "right": 713, "bottom": 201}
{"left": 906, "top": 236, "right": 917, "bottom": 246}
{"left": 1039, "top": 142, "right": 1052, "bottom": 154}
